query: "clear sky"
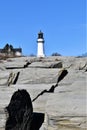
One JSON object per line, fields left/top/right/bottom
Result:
{"left": 0, "top": 0, "right": 86, "bottom": 56}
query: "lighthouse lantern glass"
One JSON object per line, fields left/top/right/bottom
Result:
{"left": 38, "top": 32, "right": 43, "bottom": 39}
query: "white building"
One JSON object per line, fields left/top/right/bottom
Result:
{"left": 37, "top": 31, "right": 45, "bottom": 57}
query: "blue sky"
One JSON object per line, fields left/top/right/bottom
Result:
{"left": 0, "top": 0, "right": 86, "bottom": 56}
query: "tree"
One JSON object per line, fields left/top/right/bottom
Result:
{"left": 51, "top": 52, "right": 61, "bottom": 56}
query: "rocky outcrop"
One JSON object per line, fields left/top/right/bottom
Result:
{"left": 0, "top": 56, "right": 86, "bottom": 130}
{"left": 7, "top": 71, "right": 20, "bottom": 86}
{"left": 49, "top": 62, "right": 62, "bottom": 68}
{"left": 44, "top": 81, "right": 86, "bottom": 130}
{"left": 32, "top": 69, "right": 68, "bottom": 102}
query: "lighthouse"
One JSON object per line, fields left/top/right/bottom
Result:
{"left": 37, "top": 30, "right": 45, "bottom": 57}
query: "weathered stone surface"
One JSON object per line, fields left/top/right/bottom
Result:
{"left": 0, "top": 56, "right": 87, "bottom": 130}
{"left": 29, "top": 61, "right": 62, "bottom": 68}
{"left": 44, "top": 79, "right": 87, "bottom": 130}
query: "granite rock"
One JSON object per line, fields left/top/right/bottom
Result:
{"left": 0, "top": 56, "right": 86, "bottom": 130}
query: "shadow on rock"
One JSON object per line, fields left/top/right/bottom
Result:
{"left": 5, "top": 89, "right": 44, "bottom": 130}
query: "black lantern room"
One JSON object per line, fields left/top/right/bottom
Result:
{"left": 38, "top": 30, "right": 44, "bottom": 39}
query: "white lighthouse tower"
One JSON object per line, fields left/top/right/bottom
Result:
{"left": 37, "top": 30, "right": 45, "bottom": 57}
